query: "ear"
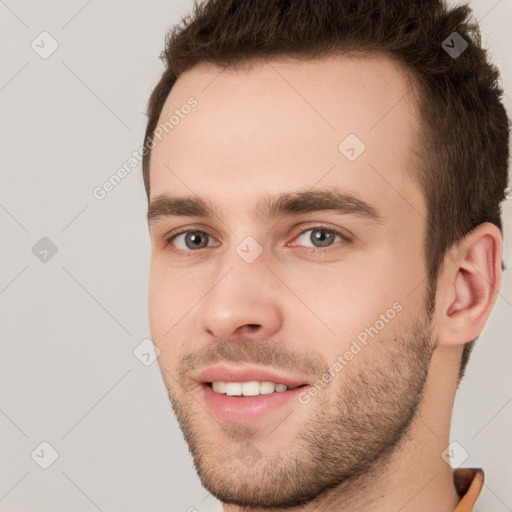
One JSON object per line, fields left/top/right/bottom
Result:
{"left": 436, "top": 222, "right": 503, "bottom": 348}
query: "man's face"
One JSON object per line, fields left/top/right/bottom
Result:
{"left": 148, "top": 56, "right": 434, "bottom": 507}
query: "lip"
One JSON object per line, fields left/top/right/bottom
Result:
{"left": 195, "top": 363, "right": 312, "bottom": 423}
{"left": 200, "top": 382, "right": 306, "bottom": 423}
{"left": 195, "top": 363, "right": 312, "bottom": 388}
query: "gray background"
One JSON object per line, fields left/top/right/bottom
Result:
{"left": 1, "top": 1, "right": 511, "bottom": 511}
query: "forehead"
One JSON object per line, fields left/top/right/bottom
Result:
{"left": 149, "top": 54, "right": 425, "bottom": 227}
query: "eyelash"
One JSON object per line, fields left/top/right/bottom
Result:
{"left": 163, "top": 224, "right": 352, "bottom": 257}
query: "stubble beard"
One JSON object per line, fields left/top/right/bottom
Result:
{"left": 164, "top": 305, "right": 434, "bottom": 509}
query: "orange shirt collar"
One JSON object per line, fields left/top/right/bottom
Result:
{"left": 453, "top": 468, "right": 484, "bottom": 512}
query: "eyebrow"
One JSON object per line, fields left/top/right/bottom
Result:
{"left": 147, "top": 188, "right": 382, "bottom": 227}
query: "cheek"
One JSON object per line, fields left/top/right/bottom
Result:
{"left": 148, "top": 256, "right": 209, "bottom": 348}
{"left": 148, "top": 258, "right": 188, "bottom": 337}
{"left": 148, "top": 260, "right": 167, "bottom": 332}
{"left": 148, "top": 266, "right": 189, "bottom": 372}
{"left": 282, "top": 253, "right": 422, "bottom": 360}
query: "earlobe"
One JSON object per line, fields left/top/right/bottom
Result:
{"left": 437, "top": 223, "right": 502, "bottom": 348}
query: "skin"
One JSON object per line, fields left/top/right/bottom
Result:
{"left": 147, "top": 55, "right": 502, "bottom": 511}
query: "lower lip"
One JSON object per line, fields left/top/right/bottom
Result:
{"left": 200, "top": 384, "right": 305, "bottom": 423}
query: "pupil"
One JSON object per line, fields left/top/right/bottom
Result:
{"left": 312, "top": 229, "right": 334, "bottom": 247}
{"left": 186, "top": 232, "right": 207, "bottom": 249}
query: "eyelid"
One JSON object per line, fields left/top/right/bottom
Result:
{"left": 287, "top": 222, "right": 353, "bottom": 245}
{"left": 163, "top": 224, "right": 219, "bottom": 250}
{"left": 294, "top": 221, "right": 355, "bottom": 239}
{"left": 163, "top": 222, "right": 353, "bottom": 254}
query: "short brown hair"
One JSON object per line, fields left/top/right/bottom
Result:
{"left": 142, "top": 0, "right": 510, "bottom": 383}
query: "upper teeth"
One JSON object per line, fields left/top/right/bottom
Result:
{"left": 212, "top": 381, "right": 290, "bottom": 396}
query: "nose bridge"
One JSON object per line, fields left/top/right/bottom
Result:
{"left": 199, "top": 238, "right": 283, "bottom": 340}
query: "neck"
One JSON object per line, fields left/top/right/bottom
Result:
{"left": 222, "top": 345, "right": 462, "bottom": 512}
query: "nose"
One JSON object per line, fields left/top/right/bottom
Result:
{"left": 199, "top": 254, "right": 284, "bottom": 342}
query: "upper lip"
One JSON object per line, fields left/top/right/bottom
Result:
{"left": 195, "top": 363, "right": 312, "bottom": 388}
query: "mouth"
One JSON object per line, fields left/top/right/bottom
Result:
{"left": 194, "top": 364, "right": 311, "bottom": 423}
{"left": 206, "top": 380, "right": 306, "bottom": 396}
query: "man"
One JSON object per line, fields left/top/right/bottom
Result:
{"left": 143, "top": 0, "right": 509, "bottom": 510}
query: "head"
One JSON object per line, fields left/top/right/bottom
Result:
{"left": 144, "top": 0, "right": 508, "bottom": 508}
